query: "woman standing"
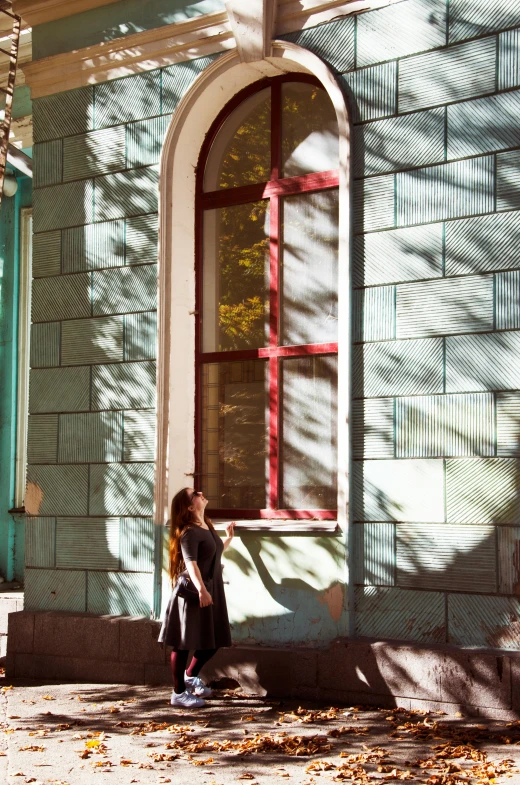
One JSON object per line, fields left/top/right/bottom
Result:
{"left": 159, "top": 487, "right": 235, "bottom": 708}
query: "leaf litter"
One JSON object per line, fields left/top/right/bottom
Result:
{"left": 3, "top": 697, "right": 520, "bottom": 783}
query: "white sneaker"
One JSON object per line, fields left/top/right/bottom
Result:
{"left": 184, "top": 674, "right": 213, "bottom": 698}
{"left": 170, "top": 689, "right": 205, "bottom": 708}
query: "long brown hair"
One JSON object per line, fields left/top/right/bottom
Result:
{"left": 168, "top": 487, "right": 215, "bottom": 584}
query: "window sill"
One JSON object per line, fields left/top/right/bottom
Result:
{"left": 212, "top": 519, "right": 340, "bottom": 534}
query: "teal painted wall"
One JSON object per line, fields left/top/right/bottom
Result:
{"left": 0, "top": 175, "right": 32, "bottom": 583}
{"left": 32, "top": 0, "right": 226, "bottom": 60}
{"left": 26, "top": 0, "right": 520, "bottom": 649}
{"left": 0, "top": 85, "right": 32, "bottom": 120}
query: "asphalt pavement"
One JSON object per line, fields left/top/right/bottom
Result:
{"left": 1, "top": 667, "right": 520, "bottom": 785}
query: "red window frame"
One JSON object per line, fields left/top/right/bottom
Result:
{"left": 195, "top": 74, "right": 339, "bottom": 520}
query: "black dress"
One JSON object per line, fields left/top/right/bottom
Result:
{"left": 158, "top": 525, "right": 232, "bottom": 650}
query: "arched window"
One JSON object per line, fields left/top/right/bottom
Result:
{"left": 196, "top": 74, "right": 340, "bottom": 520}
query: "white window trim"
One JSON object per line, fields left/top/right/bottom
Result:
{"left": 155, "top": 42, "right": 350, "bottom": 537}
{"left": 14, "top": 207, "right": 32, "bottom": 510}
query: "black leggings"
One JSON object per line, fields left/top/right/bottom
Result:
{"left": 170, "top": 648, "right": 218, "bottom": 694}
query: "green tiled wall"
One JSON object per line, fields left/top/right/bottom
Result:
{"left": 27, "top": 55, "right": 218, "bottom": 616}
{"left": 27, "top": 2, "right": 520, "bottom": 645}
{"left": 286, "top": 0, "right": 520, "bottom": 648}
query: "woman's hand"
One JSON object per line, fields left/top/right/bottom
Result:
{"left": 223, "top": 521, "right": 236, "bottom": 551}
{"left": 225, "top": 521, "right": 236, "bottom": 538}
{"left": 199, "top": 587, "right": 213, "bottom": 607}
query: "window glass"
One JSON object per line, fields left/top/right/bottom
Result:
{"left": 281, "top": 189, "right": 339, "bottom": 346}
{"left": 281, "top": 355, "right": 338, "bottom": 509}
{"left": 202, "top": 201, "right": 270, "bottom": 352}
{"left": 204, "top": 88, "right": 271, "bottom": 191}
{"left": 200, "top": 360, "right": 269, "bottom": 509}
{"left": 281, "top": 82, "right": 339, "bottom": 178}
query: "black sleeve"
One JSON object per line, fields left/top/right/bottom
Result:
{"left": 180, "top": 527, "right": 199, "bottom": 563}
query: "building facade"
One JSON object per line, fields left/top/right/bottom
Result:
{"left": 6, "top": 0, "right": 520, "bottom": 711}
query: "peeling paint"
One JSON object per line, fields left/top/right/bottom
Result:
{"left": 25, "top": 483, "right": 43, "bottom": 516}
{"left": 318, "top": 582, "right": 344, "bottom": 622}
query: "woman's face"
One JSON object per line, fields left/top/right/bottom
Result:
{"left": 187, "top": 488, "right": 208, "bottom": 516}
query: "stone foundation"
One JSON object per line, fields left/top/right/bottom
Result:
{"left": 6, "top": 611, "right": 520, "bottom": 719}
{"left": 0, "top": 587, "right": 23, "bottom": 658}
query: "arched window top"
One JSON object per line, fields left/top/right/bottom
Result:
{"left": 203, "top": 75, "right": 339, "bottom": 192}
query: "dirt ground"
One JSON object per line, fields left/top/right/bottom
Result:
{"left": 2, "top": 667, "right": 520, "bottom": 785}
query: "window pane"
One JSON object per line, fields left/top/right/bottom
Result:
{"left": 281, "top": 355, "right": 337, "bottom": 509}
{"left": 201, "top": 360, "right": 269, "bottom": 509}
{"left": 204, "top": 88, "right": 271, "bottom": 191}
{"left": 202, "top": 201, "right": 270, "bottom": 352}
{"left": 281, "top": 82, "right": 339, "bottom": 178}
{"left": 281, "top": 189, "right": 338, "bottom": 346}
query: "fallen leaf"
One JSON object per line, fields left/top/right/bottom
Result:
{"left": 147, "top": 753, "right": 177, "bottom": 762}
{"left": 306, "top": 761, "right": 335, "bottom": 773}
{"left": 42, "top": 695, "right": 55, "bottom": 700}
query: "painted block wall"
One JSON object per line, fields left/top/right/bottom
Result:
{"left": 26, "top": 46, "right": 348, "bottom": 643}
{"left": 27, "top": 0, "right": 520, "bottom": 648}
{"left": 282, "top": 0, "right": 520, "bottom": 649}
{"left": 25, "top": 55, "right": 225, "bottom": 619}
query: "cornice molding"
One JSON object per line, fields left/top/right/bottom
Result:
{"left": 23, "top": 10, "right": 235, "bottom": 98}
{"left": 12, "top": 0, "right": 120, "bottom": 26}
{"left": 22, "top": 0, "right": 400, "bottom": 98}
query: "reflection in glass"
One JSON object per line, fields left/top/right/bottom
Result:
{"left": 202, "top": 201, "right": 270, "bottom": 352}
{"left": 281, "top": 189, "right": 338, "bottom": 346}
{"left": 201, "top": 360, "right": 269, "bottom": 509}
{"left": 281, "top": 82, "right": 339, "bottom": 178}
{"left": 204, "top": 88, "right": 271, "bottom": 191}
{"left": 281, "top": 355, "right": 337, "bottom": 509}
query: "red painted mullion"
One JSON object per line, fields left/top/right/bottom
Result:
{"left": 268, "top": 83, "right": 281, "bottom": 511}
{"left": 207, "top": 508, "right": 337, "bottom": 520}
{"left": 200, "top": 170, "right": 340, "bottom": 209}
{"left": 269, "top": 191, "right": 280, "bottom": 510}
{"left": 194, "top": 170, "right": 204, "bottom": 483}
{"left": 199, "top": 342, "right": 339, "bottom": 364}
{"left": 271, "top": 78, "right": 281, "bottom": 181}
{"left": 269, "top": 356, "right": 279, "bottom": 511}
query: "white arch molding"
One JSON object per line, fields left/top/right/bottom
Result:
{"left": 154, "top": 42, "right": 351, "bottom": 547}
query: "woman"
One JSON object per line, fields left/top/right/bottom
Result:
{"left": 158, "top": 487, "right": 235, "bottom": 708}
